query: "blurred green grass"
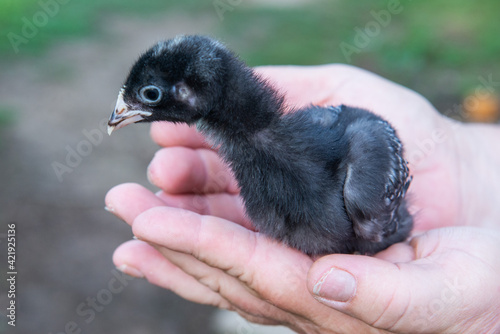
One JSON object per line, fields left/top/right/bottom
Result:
{"left": 219, "top": 0, "right": 500, "bottom": 104}
{"left": 0, "top": 0, "right": 211, "bottom": 56}
{"left": 0, "top": 105, "right": 17, "bottom": 145}
{"left": 1, "top": 0, "right": 499, "bottom": 114}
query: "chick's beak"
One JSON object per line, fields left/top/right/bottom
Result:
{"left": 107, "top": 89, "right": 152, "bottom": 135}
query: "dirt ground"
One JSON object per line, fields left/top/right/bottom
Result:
{"left": 0, "top": 11, "right": 270, "bottom": 334}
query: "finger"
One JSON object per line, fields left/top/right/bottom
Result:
{"left": 150, "top": 244, "right": 285, "bottom": 320}
{"left": 105, "top": 182, "right": 251, "bottom": 229}
{"left": 147, "top": 147, "right": 239, "bottom": 194}
{"left": 132, "top": 206, "right": 257, "bottom": 275}
{"left": 156, "top": 191, "right": 253, "bottom": 230}
{"left": 307, "top": 254, "right": 431, "bottom": 332}
{"left": 307, "top": 231, "right": 483, "bottom": 334}
{"left": 105, "top": 183, "right": 164, "bottom": 224}
{"left": 131, "top": 207, "right": 317, "bottom": 314}
{"left": 150, "top": 122, "right": 209, "bottom": 149}
{"left": 113, "top": 240, "right": 230, "bottom": 309}
{"left": 373, "top": 242, "right": 415, "bottom": 263}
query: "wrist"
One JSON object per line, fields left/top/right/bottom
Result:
{"left": 453, "top": 121, "right": 500, "bottom": 228}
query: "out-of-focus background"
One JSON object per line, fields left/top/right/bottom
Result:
{"left": 1, "top": 0, "right": 499, "bottom": 333}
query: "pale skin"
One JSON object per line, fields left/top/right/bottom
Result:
{"left": 105, "top": 65, "right": 500, "bottom": 333}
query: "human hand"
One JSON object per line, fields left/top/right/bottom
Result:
{"left": 106, "top": 184, "right": 380, "bottom": 333}
{"left": 106, "top": 185, "right": 500, "bottom": 333}
{"left": 106, "top": 65, "right": 500, "bottom": 333}
{"left": 308, "top": 226, "right": 500, "bottom": 334}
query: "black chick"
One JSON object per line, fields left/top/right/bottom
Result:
{"left": 108, "top": 35, "right": 412, "bottom": 255}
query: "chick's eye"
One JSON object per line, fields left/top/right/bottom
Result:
{"left": 139, "top": 85, "right": 162, "bottom": 105}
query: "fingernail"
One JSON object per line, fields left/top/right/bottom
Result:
{"left": 105, "top": 204, "right": 126, "bottom": 222}
{"left": 104, "top": 205, "right": 115, "bottom": 213}
{"left": 147, "top": 165, "right": 155, "bottom": 185}
{"left": 117, "top": 264, "right": 144, "bottom": 278}
{"left": 313, "top": 268, "right": 356, "bottom": 302}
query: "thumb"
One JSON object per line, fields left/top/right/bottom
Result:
{"left": 307, "top": 248, "right": 464, "bottom": 333}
